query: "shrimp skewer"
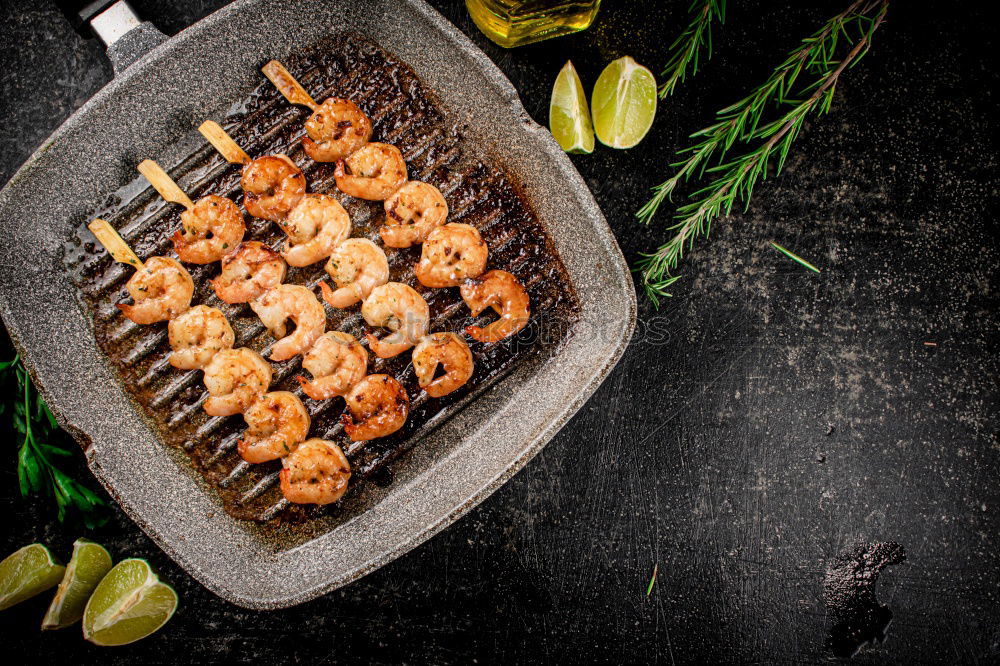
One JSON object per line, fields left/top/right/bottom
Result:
{"left": 199, "top": 121, "right": 306, "bottom": 222}
{"left": 262, "top": 60, "right": 372, "bottom": 163}
{"left": 138, "top": 159, "right": 245, "bottom": 264}
{"left": 88, "top": 219, "right": 194, "bottom": 325}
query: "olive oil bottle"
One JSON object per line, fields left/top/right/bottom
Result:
{"left": 466, "top": 0, "right": 603, "bottom": 48}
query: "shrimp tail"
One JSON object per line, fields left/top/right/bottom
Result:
{"left": 319, "top": 280, "right": 338, "bottom": 307}
{"left": 340, "top": 412, "right": 357, "bottom": 437}
{"left": 465, "top": 325, "right": 487, "bottom": 342}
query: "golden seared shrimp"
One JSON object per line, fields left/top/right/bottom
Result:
{"left": 461, "top": 269, "right": 531, "bottom": 343}
{"left": 211, "top": 241, "right": 287, "bottom": 304}
{"left": 167, "top": 305, "right": 235, "bottom": 370}
{"left": 237, "top": 391, "right": 310, "bottom": 463}
{"left": 241, "top": 155, "right": 306, "bottom": 221}
{"left": 172, "top": 195, "right": 245, "bottom": 264}
{"left": 341, "top": 374, "right": 409, "bottom": 441}
{"left": 280, "top": 439, "right": 351, "bottom": 505}
{"left": 411, "top": 333, "right": 474, "bottom": 398}
{"left": 318, "top": 239, "right": 389, "bottom": 308}
{"left": 118, "top": 256, "right": 194, "bottom": 324}
{"left": 334, "top": 142, "right": 407, "bottom": 201}
{"left": 202, "top": 347, "right": 272, "bottom": 416}
{"left": 361, "top": 282, "right": 429, "bottom": 358}
{"left": 280, "top": 194, "right": 351, "bottom": 267}
{"left": 380, "top": 181, "right": 448, "bottom": 248}
{"left": 414, "top": 223, "right": 488, "bottom": 288}
{"left": 302, "top": 98, "right": 372, "bottom": 163}
{"left": 250, "top": 284, "right": 326, "bottom": 362}
{"left": 297, "top": 332, "right": 368, "bottom": 401}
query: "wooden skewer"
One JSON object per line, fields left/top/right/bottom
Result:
{"left": 198, "top": 121, "right": 251, "bottom": 165}
{"left": 88, "top": 218, "right": 144, "bottom": 270}
{"left": 138, "top": 159, "right": 195, "bottom": 210}
{"left": 262, "top": 60, "right": 318, "bottom": 111}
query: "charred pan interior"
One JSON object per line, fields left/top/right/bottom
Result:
{"left": 65, "top": 33, "right": 579, "bottom": 524}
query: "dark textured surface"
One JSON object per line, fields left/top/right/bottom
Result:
{"left": 1, "top": 0, "right": 998, "bottom": 663}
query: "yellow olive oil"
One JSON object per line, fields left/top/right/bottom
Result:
{"left": 466, "top": 0, "right": 603, "bottom": 48}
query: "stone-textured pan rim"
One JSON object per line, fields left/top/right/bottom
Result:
{"left": 0, "top": 0, "right": 636, "bottom": 609}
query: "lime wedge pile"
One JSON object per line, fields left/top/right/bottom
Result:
{"left": 1, "top": 541, "right": 177, "bottom": 646}
{"left": 83, "top": 558, "right": 178, "bottom": 646}
{"left": 548, "top": 56, "right": 657, "bottom": 153}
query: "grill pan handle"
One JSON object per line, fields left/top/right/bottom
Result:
{"left": 55, "top": 0, "right": 167, "bottom": 75}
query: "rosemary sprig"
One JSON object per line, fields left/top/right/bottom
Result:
{"left": 1, "top": 355, "right": 108, "bottom": 527}
{"left": 637, "top": 0, "right": 889, "bottom": 305}
{"left": 658, "top": 0, "right": 727, "bottom": 99}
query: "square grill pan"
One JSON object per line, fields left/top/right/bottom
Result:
{"left": 0, "top": 0, "right": 636, "bottom": 608}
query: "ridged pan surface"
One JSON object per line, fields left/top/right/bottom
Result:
{"left": 66, "top": 33, "right": 579, "bottom": 525}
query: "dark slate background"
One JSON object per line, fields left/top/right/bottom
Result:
{"left": 2, "top": 0, "right": 998, "bottom": 663}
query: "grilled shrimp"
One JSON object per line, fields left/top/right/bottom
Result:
{"left": 341, "top": 374, "right": 409, "bottom": 441}
{"left": 280, "top": 438, "right": 351, "bottom": 505}
{"left": 241, "top": 155, "right": 306, "bottom": 222}
{"left": 280, "top": 193, "right": 351, "bottom": 267}
{"left": 302, "top": 98, "right": 372, "bottom": 163}
{"left": 461, "top": 270, "right": 530, "bottom": 343}
{"left": 361, "top": 282, "right": 429, "bottom": 358}
{"left": 211, "top": 241, "right": 287, "bottom": 304}
{"left": 167, "top": 305, "right": 234, "bottom": 370}
{"left": 202, "top": 347, "right": 272, "bottom": 416}
{"left": 297, "top": 332, "right": 368, "bottom": 401}
{"left": 414, "top": 223, "right": 488, "bottom": 288}
{"left": 380, "top": 181, "right": 448, "bottom": 248}
{"left": 237, "top": 390, "right": 310, "bottom": 463}
{"left": 411, "top": 333, "right": 474, "bottom": 398}
{"left": 250, "top": 284, "right": 326, "bottom": 362}
{"left": 318, "top": 238, "right": 389, "bottom": 308}
{"left": 172, "top": 195, "right": 245, "bottom": 264}
{"left": 118, "top": 256, "right": 194, "bottom": 324}
{"left": 334, "top": 142, "right": 407, "bottom": 201}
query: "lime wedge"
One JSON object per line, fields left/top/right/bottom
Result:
{"left": 83, "top": 558, "right": 178, "bottom": 646}
{"left": 42, "top": 539, "right": 113, "bottom": 630}
{"left": 591, "top": 56, "right": 658, "bottom": 149}
{"left": 0, "top": 543, "right": 65, "bottom": 611}
{"left": 549, "top": 60, "right": 595, "bottom": 154}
